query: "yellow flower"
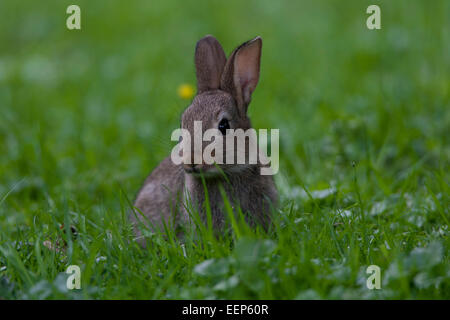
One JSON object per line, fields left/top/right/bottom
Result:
{"left": 177, "top": 83, "right": 195, "bottom": 100}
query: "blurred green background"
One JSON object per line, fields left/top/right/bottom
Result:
{"left": 0, "top": 1, "right": 448, "bottom": 299}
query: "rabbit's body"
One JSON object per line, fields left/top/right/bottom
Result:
{"left": 133, "top": 157, "right": 185, "bottom": 232}
{"left": 183, "top": 163, "right": 277, "bottom": 229}
{"left": 133, "top": 155, "right": 277, "bottom": 234}
{"left": 132, "top": 36, "right": 278, "bottom": 241}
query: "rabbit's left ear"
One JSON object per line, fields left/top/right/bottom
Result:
{"left": 221, "top": 37, "right": 262, "bottom": 113}
{"left": 195, "top": 35, "right": 227, "bottom": 94}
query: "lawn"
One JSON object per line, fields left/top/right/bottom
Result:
{"left": 0, "top": 0, "right": 448, "bottom": 299}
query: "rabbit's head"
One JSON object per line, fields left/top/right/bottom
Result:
{"left": 181, "top": 35, "right": 262, "bottom": 176}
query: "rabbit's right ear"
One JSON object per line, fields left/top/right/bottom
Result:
{"left": 195, "top": 35, "right": 227, "bottom": 94}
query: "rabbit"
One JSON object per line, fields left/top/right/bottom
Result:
{"left": 132, "top": 35, "right": 278, "bottom": 242}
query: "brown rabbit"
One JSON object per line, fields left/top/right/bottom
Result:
{"left": 132, "top": 35, "right": 278, "bottom": 241}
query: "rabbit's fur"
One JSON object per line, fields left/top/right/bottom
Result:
{"left": 132, "top": 35, "right": 278, "bottom": 240}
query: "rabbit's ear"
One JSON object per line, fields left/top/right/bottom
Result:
{"left": 195, "top": 35, "right": 227, "bottom": 94}
{"left": 221, "top": 37, "right": 262, "bottom": 113}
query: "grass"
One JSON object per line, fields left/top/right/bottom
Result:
{"left": 0, "top": 0, "right": 449, "bottom": 299}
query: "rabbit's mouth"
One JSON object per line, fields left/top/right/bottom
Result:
{"left": 183, "top": 163, "right": 256, "bottom": 179}
{"left": 183, "top": 166, "right": 200, "bottom": 174}
{"left": 183, "top": 163, "right": 223, "bottom": 178}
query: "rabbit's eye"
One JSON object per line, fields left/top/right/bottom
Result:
{"left": 218, "top": 119, "right": 230, "bottom": 135}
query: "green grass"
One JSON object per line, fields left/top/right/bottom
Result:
{"left": 0, "top": 0, "right": 449, "bottom": 299}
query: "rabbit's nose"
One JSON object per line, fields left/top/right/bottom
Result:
{"left": 183, "top": 163, "right": 199, "bottom": 173}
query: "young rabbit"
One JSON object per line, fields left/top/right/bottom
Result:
{"left": 132, "top": 35, "right": 278, "bottom": 241}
